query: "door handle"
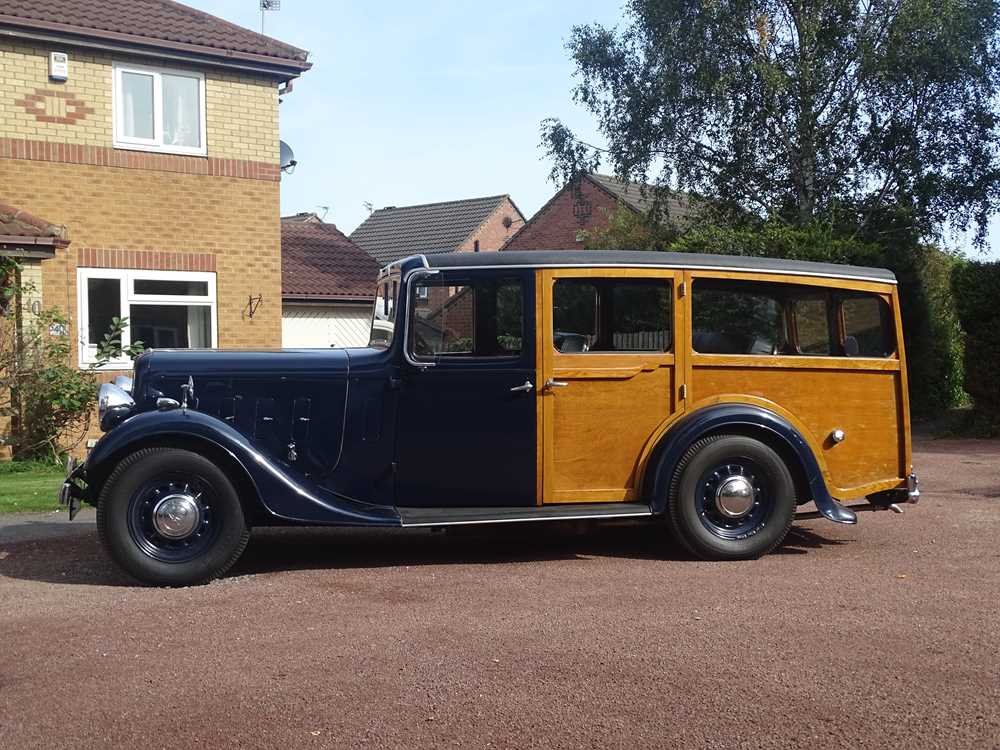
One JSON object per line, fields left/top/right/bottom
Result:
{"left": 543, "top": 379, "right": 569, "bottom": 389}
{"left": 510, "top": 380, "right": 534, "bottom": 393}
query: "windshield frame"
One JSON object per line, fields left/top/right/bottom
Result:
{"left": 368, "top": 271, "right": 400, "bottom": 349}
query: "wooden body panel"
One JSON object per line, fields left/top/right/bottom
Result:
{"left": 538, "top": 268, "right": 683, "bottom": 503}
{"left": 531, "top": 265, "right": 909, "bottom": 506}
{"left": 690, "top": 367, "right": 904, "bottom": 493}
{"left": 681, "top": 269, "right": 908, "bottom": 498}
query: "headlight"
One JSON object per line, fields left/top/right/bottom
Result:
{"left": 98, "top": 382, "right": 135, "bottom": 431}
{"left": 113, "top": 375, "right": 133, "bottom": 394}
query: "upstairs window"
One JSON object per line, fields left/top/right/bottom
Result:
{"left": 113, "top": 63, "right": 206, "bottom": 155}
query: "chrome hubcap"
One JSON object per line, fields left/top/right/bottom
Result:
{"left": 151, "top": 493, "right": 201, "bottom": 539}
{"left": 714, "top": 475, "right": 756, "bottom": 518}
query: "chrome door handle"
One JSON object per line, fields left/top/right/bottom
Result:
{"left": 544, "top": 379, "right": 569, "bottom": 389}
{"left": 510, "top": 380, "right": 534, "bottom": 393}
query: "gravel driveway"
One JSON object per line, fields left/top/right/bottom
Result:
{"left": 1, "top": 438, "right": 998, "bottom": 749}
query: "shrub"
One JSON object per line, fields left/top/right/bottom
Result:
{"left": 951, "top": 261, "right": 1000, "bottom": 435}
{"left": 1, "top": 259, "right": 143, "bottom": 460}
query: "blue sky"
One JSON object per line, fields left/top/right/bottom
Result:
{"left": 187, "top": 0, "right": 622, "bottom": 235}
{"left": 192, "top": 1, "right": 998, "bottom": 257}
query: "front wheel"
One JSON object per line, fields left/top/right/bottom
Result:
{"left": 97, "top": 448, "right": 250, "bottom": 586}
{"left": 666, "top": 434, "right": 796, "bottom": 560}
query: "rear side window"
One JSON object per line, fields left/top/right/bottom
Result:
{"left": 842, "top": 295, "right": 895, "bottom": 357}
{"left": 553, "top": 278, "right": 671, "bottom": 353}
{"left": 791, "top": 294, "right": 831, "bottom": 355}
{"left": 692, "top": 283, "right": 787, "bottom": 355}
{"left": 410, "top": 276, "right": 523, "bottom": 359}
{"left": 693, "top": 279, "right": 896, "bottom": 358}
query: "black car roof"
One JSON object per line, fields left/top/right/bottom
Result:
{"left": 403, "top": 250, "right": 896, "bottom": 284}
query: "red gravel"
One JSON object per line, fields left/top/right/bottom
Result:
{"left": 1, "top": 438, "right": 998, "bottom": 749}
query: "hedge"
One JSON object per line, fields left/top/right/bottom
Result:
{"left": 952, "top": 261, "right": 1000, "bottom": 435}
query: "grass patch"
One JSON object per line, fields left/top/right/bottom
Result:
{"left": 0, "top": 461, "right": 65, "bottom": 513}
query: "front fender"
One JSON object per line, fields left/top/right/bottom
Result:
{"left": 644, "top": 404, "right": 857, "bottom": 525}
{"left": 86, "top": 410, "right": 401, "bottom": 527}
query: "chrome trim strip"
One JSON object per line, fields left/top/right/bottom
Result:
{"left": 423, "top": 261, "right": 896, "bottom": 285}
{"left": 401, "top": 509, "right": 654, "bottom": 527}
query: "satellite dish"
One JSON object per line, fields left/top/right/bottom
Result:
{"left": 280, "top": 140, "right": 297, "bottom": 174}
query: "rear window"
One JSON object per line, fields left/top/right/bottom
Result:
{"left": 692, "top": 280, "right": 895, "bottom": 358}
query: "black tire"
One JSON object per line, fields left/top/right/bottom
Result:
{"left": 666, "top": 434, "right": 795, "bottom": 560}
{"left": 97, "top": 447, "right": 250, "bottom": 586}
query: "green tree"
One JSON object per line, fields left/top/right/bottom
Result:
{"left": 543, "top": 0, "right": 1000, "bottom": 245}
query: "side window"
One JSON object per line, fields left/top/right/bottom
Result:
{"left": 692, "top": 282, "right": 787, "bottom": 355}
{"left": 409, "top": 276, "right": 523, "bottom": 360}
{"left": 791, "top": 294, "right": 831, "bottom": 355}
{"left": 841, "top": 295, "right": 895, "bottom": 357}
{"left": 553, "top": 278, "right": 671, "bottom": 353}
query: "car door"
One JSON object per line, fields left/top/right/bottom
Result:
{"left": 538, "top": 268, "right": 684, "bottom": 503}
{"left": 394, "top": 268, "right": 537, "bottom": 507}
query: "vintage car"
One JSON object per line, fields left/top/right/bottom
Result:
{"left": 62, "top": 251, "right": 919, "bottom": 585}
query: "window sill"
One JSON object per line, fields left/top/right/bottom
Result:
{"left": 112, "top": 142, "right": 208, "bottom": 158}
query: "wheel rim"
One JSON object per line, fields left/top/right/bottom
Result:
{"left": 696, "top": 458, "right": 772, "bottom": 540}
{"left": 127, "top": 475, "right": 220, "bottom": 563}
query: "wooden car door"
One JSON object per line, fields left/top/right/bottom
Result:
{"left": 538, "top": 268, "right": 685, "bottom": 504}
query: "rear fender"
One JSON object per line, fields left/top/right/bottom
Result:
{"left": 86, "top": 410, "right": 400, "bottom": 526}
{"left": 644, "top": 403, "right": 857, "bottom": 525}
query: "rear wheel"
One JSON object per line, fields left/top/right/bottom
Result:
{"left": 667, "top": 434, "right": 795, "bottom": 560}
{"left": 97, "top": 448, "right": 250, "bottom": 586}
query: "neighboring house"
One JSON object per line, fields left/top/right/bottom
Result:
{"left": 281, "top": 213, "right": 379, "bottom": 348}
{"left": 0, "top": 0, "right": 310, "bottom": 371}
{"left": 503, "top": 174, "right": 693, "bottom": 251}
{"left": 350, "top": 195, "right": 525, "bottom": 267}
{"left": 0, "top": 201, "right": 71, "bottom": 460}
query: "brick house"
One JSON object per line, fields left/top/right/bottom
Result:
{"left": 281, "top": 213, "right": 380, "bottom": 348}
{"left": 0, "top": 0, "right": 310, "bottom": 377}
{"left": 502, "top": 174, "right": 693, "bottom": 251}
{"left": 350, "top": 195, "right": 525, "bottom": 267}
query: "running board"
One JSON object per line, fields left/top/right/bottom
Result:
{"left": 398, "top": 503, "right": 653, "bottom": 528}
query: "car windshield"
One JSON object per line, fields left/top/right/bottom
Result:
{"left": 368, "top": 274, "right": 398, "bottom": 349}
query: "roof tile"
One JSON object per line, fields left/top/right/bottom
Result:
{"left": 350, "top": 195, "right": 511, "bottom": 266}
{"left": 282, "top": 218, "right": 379, "bottom": 301}
{"left": 1, "top": 0, "right": 309, "bottom": 67}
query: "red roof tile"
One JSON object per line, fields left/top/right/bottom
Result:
{"left": 0, "top": 199, "right": 69, "bottom": 243}
{"left": 282, "top": 218, "right": 379, "bottom": 302}
{"left": 0, "top": 0, "right": 310, "bottom": 71}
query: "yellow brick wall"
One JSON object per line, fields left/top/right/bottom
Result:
{"left": 0, "top": 158, "right": 282, "bottom": 359}
{"left": 0, "top": 40, "right": 279, "bottom": 163}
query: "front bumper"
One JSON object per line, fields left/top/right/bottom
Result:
{"left": 59, "top": 457, "right": 90, "bottom": 520}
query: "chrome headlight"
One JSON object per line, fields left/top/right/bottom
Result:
{"left": 113, "top": 374, "right": 133, "bottom": 394}
{"left": 98, "top": 382, "right": 135, "bottom": 431}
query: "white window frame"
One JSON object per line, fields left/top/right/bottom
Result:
{"left": 112, "top": 62, "right": 208, "bottom": 156}
{"left": 77, "top": 268, "right": 218, "bottom": 369}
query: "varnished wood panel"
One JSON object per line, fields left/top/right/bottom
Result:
{"left": 538, "top": 268, "right": 682, "bottom": 503}
{"left": 547, "top": 366, "right": 674, "bottom": 502}
{"left": 693, "top": 366, "right": 904, "bottom": 493}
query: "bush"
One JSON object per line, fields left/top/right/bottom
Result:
{"left": 951, "top": 261, "right": 1000, "bottom": 435}
{"left": 1, "top": 258, "right": 143, "bottom": 460}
